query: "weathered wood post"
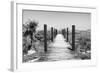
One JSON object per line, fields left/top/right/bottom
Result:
{"left": 62, "top": 29, "right": 66, "bottom": 38}
{"left": 51, "top": 27, "right": 53, "bottom": 42}
{"left": 72, "top": 25, "right": 75, "bottom": 51}
{"left": 54, "top": 28, "right": 57, "bottom": 38}
{"left": 62, "top": 29, "right": 64, "bottom": 37}
{"left": 56, "top": 29, "right": 58, "bottom": 36}
{"left": 67, "top": 28, "right": 69, "bottom": 42}
{"left": 54, "top": 28, "right": 55, "bottom": 38}
{"left": 44, "top": 24, "right": 47, "bottom": 52}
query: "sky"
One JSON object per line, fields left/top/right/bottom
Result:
{"left": 23, "top": 10, "right": 91, "bottom": 31}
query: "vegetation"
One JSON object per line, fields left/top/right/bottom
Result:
{"left": 23, "top": 20, "right": 52, "bottom": 62}
{"left": 23, "top": 20, "right": 91, "bottom": 62}
{"left": 76, "top": 36, "right": 91, "bottom": 59}
{"left": 23, "top": 21, "right": 38, "bottom": 55}
{"left": 64, "top": 30, "right": 91, "bottom": 59}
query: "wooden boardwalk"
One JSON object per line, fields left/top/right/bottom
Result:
{"left": 45, "top": 34, "right": 76, "bottom": 61}
{"left": 27, "top": 34, "right": 80, "bottom": 62}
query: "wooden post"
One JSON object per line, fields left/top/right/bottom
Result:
{"left": 44, "top": 24, "right": 47, "bottom": 52}
{"left": 54, "top": 28, "right": 55, "bottom": 38}
{"left": 54, "top": 29, "right": 57, "bottom": 38}
{"left": 67, "top": 28, "right": 69, "bottom": 42}
{"left": 62, "top": 29, "right": 64, "bottom": 37}
{"left": 72, "top": 25, "right": 75, "bottom": 51}
{"left": 51, "top": 27, "right": 53, "bottom": 42}
{"left": 56, "top": 29, "right": 58, "bottom": 36}
{"left": 62, "top": 29, "right": 65, "bottom": 38}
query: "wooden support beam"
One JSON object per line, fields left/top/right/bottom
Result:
{"left": 54, "top": 28, "right": 55, "bottom": 38}
{"left": 67, "top": 28, "right": 69, "bottom": 42}
{"left": 72, "top": 25, "right": 75, "bottom": 51}
{"left": 54, "top": 28, "right": 57, "bottom": 38}
{"left": 51, "top": 27, "right": 53, "bottom": 42}
{"left": 62, "top": 29, "right": 66, "bottom": 38}
{"left": 56, "top": 29, "right": 58, "bottom": 36}
{"left": 44, "top": 24, "right": 47, "bottom": 52}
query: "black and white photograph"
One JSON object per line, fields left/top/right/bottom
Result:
{"left": 22, "top": 10, "right": 91, "bottom": 63}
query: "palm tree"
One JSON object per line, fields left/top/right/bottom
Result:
{"left": 23, "top": 21, "right": 38, "bottom": 54}
{"left": 27, "top": 21, "right": 38, "bottom": 44}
